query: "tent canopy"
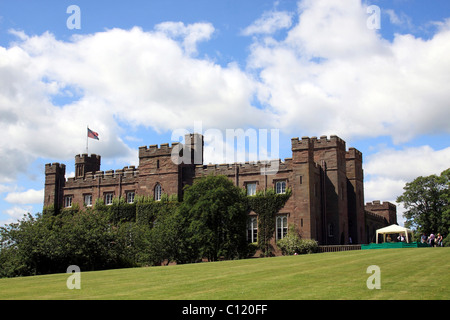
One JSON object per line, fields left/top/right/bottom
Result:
{"left": 376, "top": 224, "right": 413, "bottom": 243}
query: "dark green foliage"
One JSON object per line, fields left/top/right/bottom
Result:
{"left": 177, "top": 175, "right": 249, "bottom": 262}
{"left": 1, "top": 175, "right": 295, "bottom": 278}
{"left": 248, "top": 188, "right": 291, "bottom": 256}
{"left": 397, "top": 168, "right": 449, "bottom": 237}
{"left": 97, "top": 197, "right": 136, "bottom": 223}
{"left": 0, "top": 210, "right": 150, "bottom": 277}
{"left": 135, "top": 194, "right": 177, "bottom": 226}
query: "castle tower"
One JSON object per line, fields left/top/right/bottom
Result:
{"left": 312, "top": 135, "right": 349, "bottom": 245}
{"left": 44, "top": 163, "right": 66, "bottom": 212}
{"left": 290, "top": 136, "right": 321, "bottom": 241}
{"left": 75, "top": 154, "right": 101, "bottom": 179}
{"left": 185, "top": 133, "right": 204, "bottom": 165}
{"left": 346, "top": 148, "right": 365, "bottom": 243}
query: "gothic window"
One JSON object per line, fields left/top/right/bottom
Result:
{"left": 64, "top": 196, "right": 73, "bottom": 208}
{"left": 77, "top": 165, "right": 83, "bottom": 177}
{"left": 247, "top": 217, "right": 258, "bottom": 243}
{"left": 275, "top": 180, "right": 286, "bottom": 194}
{"left": 105, "top": 193, "right": 113, "bottom": 205}
{"left": 328, "top": 223, "right": 334, "bottom": 237}
{"left": 246, "top": 182, "right": 257, "bottom": 196}
{"left": 84, "top": 194, "right": 92, "bottom": 207}
{"left": 155, "top": 184, "right": 162, "bottom": 201}
{"left": 276, "top": 215, "right": 288, "bottom": 240}
{"left": 127, "top": 191, "right": 135, "bottom": 204}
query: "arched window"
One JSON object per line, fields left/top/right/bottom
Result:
{"left": 275, "top": 181, "right": 286, "bottom": 194}
{"left": 247, "top": 217, "right": 258, "bottom": 243}
{"left": 276, "top": 215, "right": 288, "bottom": 240}
{"left": 155, "top": 183, "right": 162, "bottom": 201}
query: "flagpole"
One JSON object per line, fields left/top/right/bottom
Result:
{"left": 86, "top": 125, "right": 89, "bottom": 155}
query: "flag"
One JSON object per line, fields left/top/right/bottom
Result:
{"left": 87, "top": 128, "right": 99, "bottom": 140}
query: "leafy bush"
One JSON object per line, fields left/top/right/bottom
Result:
{"left": 443, "top": 234, "right": 450, "bottom": 247}
{"left": 277, "top": 225, "right": 318, "bottom": 255}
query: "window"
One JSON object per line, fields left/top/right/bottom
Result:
{"left": 84, "top": 194, "right": 92, "bottom": 207}
{"left": 247, "top": 217, "right": 258, "bottom": 243}
{"left": 64, "top": 196, "right": 73, "bottom": 208}
{"left": 328, "top": 223, "right": 334, "bottom": 237}
{"left": 276, "top": 215, "right": 288, "bottom": 240}
{"left": 246, "top": 183, "right": 257, "bottom": 196}
{"left": 127, "top": 191, "right": 135, "bottom": 204}
{"left": 105, "top": 193, "right": 113, "bottom": 205}
{"left": 275, "top": 181, "right": 286, "bottom": 194}
{"left": 154, "top": 184, "right": 162, "bottom": 201}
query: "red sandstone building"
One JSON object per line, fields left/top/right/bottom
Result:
{"left": 44, "top": 133, "right": 396, "bottom": 245}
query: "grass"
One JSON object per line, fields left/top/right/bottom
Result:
{"left": 0, "top": 248, "right": 449, "bottom": 300}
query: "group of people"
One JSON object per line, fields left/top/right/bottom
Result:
{"left": 421, "top": 233, "right": 444, "bottom": 247}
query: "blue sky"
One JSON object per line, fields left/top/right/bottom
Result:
{"left": 0, "top": 0, "right": 449, "bottom": 227}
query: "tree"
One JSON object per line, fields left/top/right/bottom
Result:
{"left": 177, "top": 175, "right": 249, "bottom": 262}
{"left": 397, "top": 168, "right": 449, "bottom": 236}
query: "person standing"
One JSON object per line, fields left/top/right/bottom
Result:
{"left": 421, "top": 233, "right": 427, "bottom": 244}
{"left": 429, "top": 233, "right": 435, "bottom": 247}
{"left": 437, "top": 233, "right": 443, "bottom": 247}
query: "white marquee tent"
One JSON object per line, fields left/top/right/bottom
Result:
{"left": 376, "top": 224, "right": 413, "bottom": 243}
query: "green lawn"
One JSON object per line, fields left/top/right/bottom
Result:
{"left": 0, "top": 248, "right": 449, "bottom": 300}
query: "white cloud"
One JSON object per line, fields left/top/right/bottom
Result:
{"left": 247, "top": 0, "right": 450, "bottom": 141}
{"left": 364, "top": 176, "right": 406, "bottom": 202}
{"left": 4, "top": 205, "right": 32, "bottom": 220}
{"left": 365, "top": 145, "right": 450, "bottom": 181}
{"left": 0, "top": 184, "right": 15, "bottom": 194}
{"left": 242, "top": 10, "right": 293, "bottom": 35}
{"left": 5, "top": 188, "right": 44, "bottom": 205}
{"left": 384, "top": 9, "right": 414, "bottom": 30}
{"left": 363, "top": 145, "right": 450, "bottom": 226}
{"left": 155, "top": 21, "right": 215, "bottom": 55}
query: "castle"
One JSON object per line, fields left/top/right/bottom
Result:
{"left": 44, "top": 133, "right": 396, "bottom": 245}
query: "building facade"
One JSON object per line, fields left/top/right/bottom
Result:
{"left": 44, "top": 133, "right": 396, "bottom": 245}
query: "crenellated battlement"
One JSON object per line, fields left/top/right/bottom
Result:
{"left": 66, "top": 166, "right": 139, "bottom": 188}
{"left": 195, "top": 159, "right": 292, "bottom": 176}
{"left": 365, "top": 200, "right": 396, "bottom": 211}
{"left": 291, "top": 136, "right": 312, "bottom": 150}
{"left": 346, "top": 147, "right": 363, "bottom": 161}
{"left": 365, "top": 200, "right": 397, "bottom": 225}
{"left": 45, "top": 162, "right": 66, "bottom": 173}
{"left": 138, "top": 142, "right": 180, "bottom": 159}
{"left": 310, "top": 135, "right": 346, "bottom": 150}
{"left": 75, "top": 153, "right": 101, "bottom": 163}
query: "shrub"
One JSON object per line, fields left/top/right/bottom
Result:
{"left": 277, "top": 225, "right": 318, "bottom": 255}
{"left": 296, "top": 239, "right": 319, "bottom": 254}
{"left": 443, "top": 234, "right": 450, "bottom": 247}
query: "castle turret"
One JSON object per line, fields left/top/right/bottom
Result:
{"left": 312, "top": 135, "right": 348, "bottom": 244}
{"left": 346, "top": 147, "right": 365, "bottom": 243}
{"left": 75, "top": 154, "right": 101, "bottom": 179}
{"left": 44, "top": 162, "right": 66, "bottom": 213}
